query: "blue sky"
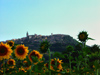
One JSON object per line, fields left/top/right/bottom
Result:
{"left": 0, "top": 0, "right": 100, "bottom": 46}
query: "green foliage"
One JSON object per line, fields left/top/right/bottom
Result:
{"left": 26, "top": 56, "right": 31, "bottom": 65}
{"left": 31, "top": 56, "right": 39, "bottom": 63}
{"left": 66, "top": 45, "right": 74, "bottom": 54}
{"left": 32, "top": 62, "right": 45, "bottom": 73}
{"left": 15, "top": 71, "right": 27, "bottom": 75}
{"left": 53, "top": 52, "right": 65, "bottom": 58}
{"left": 90, "top": 44, "right": 100, "bottom": 53}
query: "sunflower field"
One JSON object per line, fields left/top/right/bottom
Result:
{"left": 0, "top": 31, "right": 100, "bottom": 75}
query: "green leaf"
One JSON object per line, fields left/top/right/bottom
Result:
{"left": 53, "top": 52, "right": 65, "bottom": 58}
{"left": 88, "top": 37, "right": 95, "bottom": 40}
{"left": 72, "top": 61, "right": 76, "bottom": 63}
{"left": 69, "top": 56, "right": 73, "bottom": 60}
{"left": 26, "top": 56, "right": 31, "bottom": 65}
{"left": 31, "top": 56, "right": 38, "bottom": 63}
{"left": 78, "top": 55, "right": 83, "bottom": 60}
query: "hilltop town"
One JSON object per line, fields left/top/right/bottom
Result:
{"left": 2, "top": 32, "right": 78, "bottom": 53}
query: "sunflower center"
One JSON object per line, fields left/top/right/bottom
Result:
{"left": 35, "top": 54, "right": 39, "bottom": 58}
{"left": 8, "top": 42, "right": 13, "bottom": 46}
{"left": 31, "top": 52, "right": 39, "bottom": 57}
{"left": 17, "top": 47, "right": 25, "bottom": 55}
{"left": 0, "top": 49, "right": 5, "bottom": 53}
{"left": 60, "top": 69, "right": 63, "bottom": 71}
{"left": 9, "top": 61, "right": 13, "bottom": 65}
{"left": 26, "top": 63, "right": 29, "bottom": 67}
{"left": 30, "top": 52, "right": 39, "bottom": 59}
{"left": 30, "top": 52, "right": 35, "bottom": 56}
{"left": 51, "top": 60, "right": 55, "bottom": 65}
{"left": 41, "top": 44, "right": 45, "bottom": 50}
{"left": 79, "top": 34, "right": 85, "bottom": 39}
{"left": 51, "top": 60, "right": 60, "bottom": 68}
{"left": 0, "top": 46, "right": 7, "bottom": 56}
{"left": 46, "top": 63, "right": 48, "bottom": 68}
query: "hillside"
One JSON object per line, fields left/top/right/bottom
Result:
{"left": 4, "top": 33, "right": 79, "bottom": 52}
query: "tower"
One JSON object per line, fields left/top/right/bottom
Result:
{"left": 26, "top": 31, "right": 29, "bottom": 37}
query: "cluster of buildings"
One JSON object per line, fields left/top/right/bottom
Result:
{"left": 3, "top": 32, "right": 66, "bottom": 44}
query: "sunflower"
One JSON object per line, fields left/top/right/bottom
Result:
{"left": 7, "top": 59, "right": 16, "bottom": 65}
{"left": 23, "top": 60, "right": 28, "bottom": 64}
{"left": 78, "top": 31, "right": 88, "bottom": 42}
{"left": 23, "top": 60, "right": 31, "bottom": 70}
{"left": 42, "top": 67, "right": 48, "bottom": 73}
{"left": 6, "top": 41, "right": 14, "bottom": 48}
{"left": 51, "top": 58, "right": 63, "bottom": 70}
{"left": 28, "top": 50, "right": 43, "bottom": 64}
{"left": 66, "top": 68, "right": 70, "bottom": 73}
{"left": 1, "top": 63, "right": 3, "bottom": 68}
{"left": 44, "top": 58, "right": 62, "bottom": 71}
{"left": 9, "top": 66, "right": 15, "bottom": 69}
{"left": 19, "top": 66, "right": 27, "bottom": 73}
{"left": 57, "top": 69, "right": 63, "bottom": 75}
{"left": 15, "top": 44, "right": 29, "bottom": 60}
{"left": 93, "top": 65, "right": 95, "bottom": 68}
{"left": 25, "top": 65, "right": 31, "bottom": 70}
{"left": 44, "top": 63, "right": 53, "bottom": 70}
{"left": 0, "top": 42, "right": 13, "bottom": 60}
{"left": 0, "top": 69, "right": 3, "bottom": 73}
{"left": 7, "top": 60, "right": 15, "bottom": 69}
{"left": 39, "top": 40, "right": 50, "bottom": 53}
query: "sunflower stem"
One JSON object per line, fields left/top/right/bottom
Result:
{"left": 29, "top": 67, "right": 32, "bottom": 75}
{"left": 55, "top": 58, "right": 58, "bottom": 75}
{"left": 82, "top": 42, "right": 85, "bottom": 48}
{"left": 83, "top": 42, "right": 87, "bottom": 75}
{"left": 96, "top": 69, "right": 99, "bottom": 75}
{"left": 69, "top": 53, "right": 72, "bottom": 75}
{"left": 48, "top": 48, "right": 51, "bottom": 75}
{"left": 77, "top": 61, "right": 81, "bottom": 75}
{"left": 96, "top": 60, "right": 99, "bottom": 75}
{"left": 3, "top": 59, "right": 6, "bottom": 75}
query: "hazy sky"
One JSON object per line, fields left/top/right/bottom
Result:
{"left": 0, "top": 0, "right": 100, "bottom": 46}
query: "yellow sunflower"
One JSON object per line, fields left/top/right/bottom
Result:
{"left": 15, "top": 44, "right": 29, "bottom": 60}
{"left": 66, "top": 68, "right": 70, "bottom": 73}
{"left": 23, "top": 60, "right": 31, "bottom": 70}
{"left": 23, "top": 60, "right": 28, "bottom": 64}
{"left": 9, "top": 66, "right": 15, "bottom": 69}
{"left": 19, "top": 66, "right": 27, "bottom": 73}
{"left": 93, "top": 65, "right": 95, "bottom": 68}
{"left": 44, "top": 58, "right": 63, "bottom": 71}
{"left": 44, "top": 63, "right": 53, "bottom": 70}
{"left": 6, "top": 41, "right": 14, "bottom": 48}
{"left": 1, "top": 63, "right": 3, "bottom": 68}
{"left": 57, "top": 69, "right": 63, "bottom": 75}
{"left": 42, "top": 67, "right": 48, "bottom": 73}
{"left": 51, "top": 58, "right": 63, "bottom": 70}
{"left": 0, "top": 69, "right": 3, "bottom": 73}
{"left": 25, "top": 65, "right": 31, "bottom": 70}
{"left": 28, "top": 50, "right": 43, "bottom": 64}
{"left": 0, "top": 42, "right": 13, "bottom": 60}
{"left": 7, "top": 59, "right": 16, "bottom": 65}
